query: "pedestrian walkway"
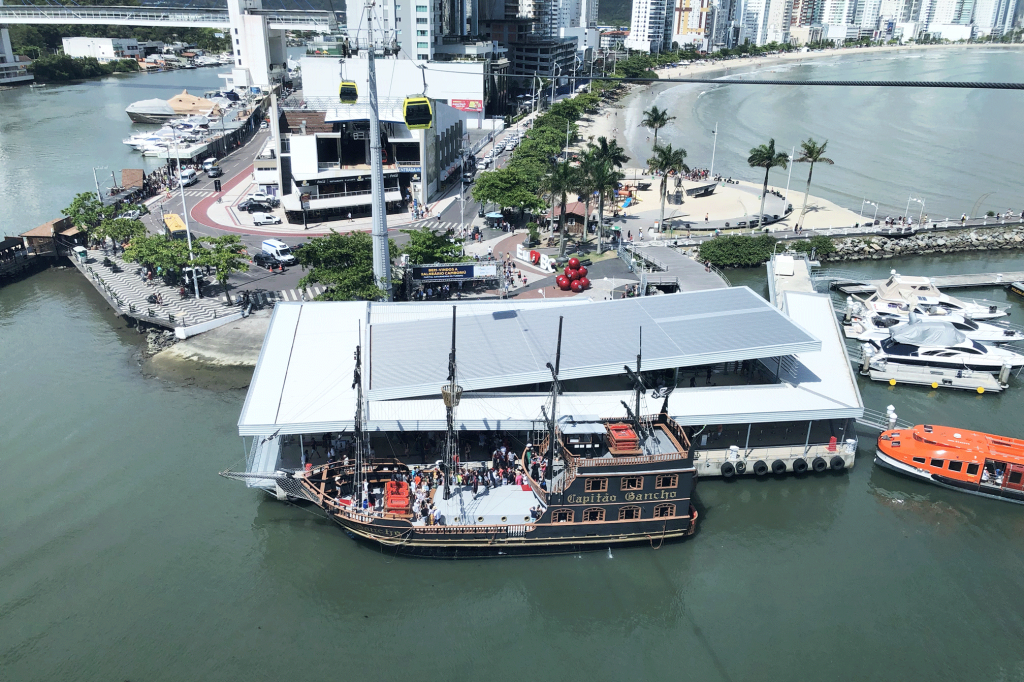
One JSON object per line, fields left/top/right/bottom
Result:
{"left": 626, "top": 244, "right": 727, "bottom": 291}
{"left": 182, "top": 189, "right": 216, "bottom": 198}
{"left": 69, "top": 248, "right": 239, "bottom": 330}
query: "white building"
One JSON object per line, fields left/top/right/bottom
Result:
{"left": 926, "top": 21, "right": 975, "bottom": 36}
{"left": 672, "top": 0, "right": 714, "bottom": 47}
{"left": 61, "top": 37, "right": 141, "bottom": 63}
{"left": 1, "top": 27, "right": 33, "bottom": 85}
{"left": 736, "top": 0, "right": 792, "bottom": 45}
{"left": 973, "top": 0, "right": 1017, "bottom": 34}
{"left": 624, "top": 0, "right": 674, "bottom": 51}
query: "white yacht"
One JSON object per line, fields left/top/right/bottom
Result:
{"left": 857, "top": 272, "right": 1009, "bottom": 320}
{"left": 866, "top": 320, "right": 1024, "bottom": 373}
{"left": 125, "top": 98, "right": 176, "bottom": 124}
{"left": 846, "top": 310, "right": 1024, "bottom": 344}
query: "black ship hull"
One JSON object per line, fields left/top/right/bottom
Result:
{"left": 329, "top": 507, "right": 698, "bottom": 558}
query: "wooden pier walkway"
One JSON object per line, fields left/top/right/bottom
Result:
{"left": 837, "top": 271, "right": 1024, "bottom": 294}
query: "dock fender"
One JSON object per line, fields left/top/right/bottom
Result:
{"left": 771, "top": 459, "right": 787, "bottom": 475}
{"left": 734, "top": 460, "right": 746, "bottom": 474}
{"left": 830, "top": 455, "right": 846, "bottom": 471}
{"left": 753, "top": 460, "right": 769, "bottom": 476}
{"left": 720, "top": 461, "right": 735, "bottom": 477}
{"left": 812, "top": 457, "right": 828, "bottom": 473}
{"left": 793, "top": 458, "right": 808, "bottom": 474}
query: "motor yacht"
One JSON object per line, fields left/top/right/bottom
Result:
{"left": 866, "top": 319, "right": 1024, "bottom": 373}
{"left": 846, "top": 310, "right": 1024, "bottom": 344}
{"left": 876, "top": 424, "right": 1024, "bottom": 504}
{"left": 857, "top": 272, "right": 1009, "bottom": 320}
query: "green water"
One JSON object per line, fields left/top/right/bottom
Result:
{"left": 2, "top": 250, "right": 1024, "bottom": 681}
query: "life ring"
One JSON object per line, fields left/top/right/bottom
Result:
{"left": 830, "top": 455, "right": 846, "bottom": 471}
{"left": 529, "top": 250, "right": 540, "bottom": 265}
{"left": 720, "top": 461, "right": 735, "bottom": 478}
{"left": 735, "top": 460, "right": 747, "bottom": 474}
{"left": 792, "top": 458, "right": 808, "bottom": 474}
{"left": 753, "top": 460, "right": 769, "bottom": 476}
{"left": 771, "top": 459, "right": 787, "bottom": 475}
{"left": 812, "top": 456, "right": 828, "bottom": 473}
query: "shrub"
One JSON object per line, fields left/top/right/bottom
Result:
{"left": 698, "top": 234, "right": 777, "bottom": 267}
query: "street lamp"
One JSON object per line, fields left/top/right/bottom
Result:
{"left": 906, "top": 196, "right": 925, "bottom": 224}
{"left": 170, "top": 126, "right": 202, "bottom": 300}
{"left": 861, "top": 198, "right": 878, "bottom": 221}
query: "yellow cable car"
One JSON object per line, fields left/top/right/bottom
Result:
{"left": 339, "top": 81, "right": 358, "bottom": 104}
{"left": 403, "top": 97, "right": 433, "bottom": 130}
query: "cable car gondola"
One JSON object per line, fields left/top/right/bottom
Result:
{"left": 339, "top": 81, "right": 358, "bottom": 104}
{"left": 403, "top": 97, "right": 433, "bottom": 130}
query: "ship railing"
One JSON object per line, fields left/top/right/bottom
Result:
{"left": 577, "top": 450, "right": 688, "bottom": 467}
{"left": 858, "top": 407, "right": 913, "bottom": 431}
{"left": 416, "top": 523, "right": 537, "bottom": 536}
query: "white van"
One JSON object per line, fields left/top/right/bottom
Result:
{"left": 179, "top": 168, "right": 199, "bottom": 187}
{"left": 253, "top": 213, "right": 282, "bottom": 226}
{"left": 261, "top": 238, "right": 295, "bottom": 265}
{"left": 202, "top": 157, "right": 218, "bottom": 172}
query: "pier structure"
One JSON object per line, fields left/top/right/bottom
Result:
{"left": 830, "top": 271, "right": 1024, "bottom": 295}
{"left": 236, "top": 288, "right": 864, "bottom": 489}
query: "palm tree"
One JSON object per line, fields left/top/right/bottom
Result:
{"left": 794, "top": 138, "right": 834, "bottom": 230}
{"left": 589, "top": 135, "right": 630, "bottom": 169}
{"left": 589, "top": 159, "right": 624, "bottom": 255}
{"left": 747, "top": 138, "right": 790, "bottom": 231}
{"left": 540, "top": 159, "right": 579, "bottom": 257}
{"left": 577, "top": 150, "right": 599, "bottom": 248}
{"left": 640, "top": 105, "right": 675, "bottom": 148}
{"left": 647, "top": 143, "right": 689, "bottom": 235}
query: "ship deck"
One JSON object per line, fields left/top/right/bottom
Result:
{"left": 428, "top": 483, "right": 540, "bottom": 526}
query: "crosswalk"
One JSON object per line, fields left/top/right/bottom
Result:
{"left": 182, "top": 189, "right": 215, "bottom": 197}
{"left": 245, "top": 285, "right": 327, "bottom": 306}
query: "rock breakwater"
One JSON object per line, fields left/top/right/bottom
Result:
{"left": 824, "top": 227, "right": 1024, "bottom": 261}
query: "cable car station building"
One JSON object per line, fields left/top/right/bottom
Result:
{"left": 237, "top": 287, "right": 865, "bottom": 490}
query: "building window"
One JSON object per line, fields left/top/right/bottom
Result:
{"left": 584, "top": 478, "right": 607, "bottom": 492}
{"left": 620, "top": 476, "right": 643, "bottom": 491}
{"left": 654, "top": 503, "right": 676, "bottom": 518}
{"left": 417, "top": 53, "right": 429, "bottom": 60}
{"left": 967, "top": 463, "right": 979, "bottom": 476}
{"left": 583, "top": 508, "right": 605, "bottom": 522}
{"left": 417, "top": 42, "right": 429, "bottom": 48}
{"left": 234, "top": 28, "right": 238, "bottom": 34}
{"left": 417, "top": 17, "right": 428, "bottom": 23}
{"left": 416, "top": 4, "right": 428, "bottom": 9}
{"left": 417, "top": 30, "right": 428, "bottom": 35}
{"left": 552, "top": 508, "right": 573, "bottom": 523}
{"left": 236, "top": 50, "right": 241, "bottom": 56}
{"left": 618, "top": 506, "right": 641, "bottom": 520}
{"left": 235, "top": 39, "right": 239, "bottom": 45}
{"left": 656, "top": 474, "right": 678, "bottom": 489}
{"left": 237, "top": 59, "right": 242, "bottom": 65}
{"left": 948, "top": 461, "right": 963, "bottom": 472}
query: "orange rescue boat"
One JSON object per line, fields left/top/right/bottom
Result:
{"left": 876, "top": 424, "right": 1024, "bottom": 504}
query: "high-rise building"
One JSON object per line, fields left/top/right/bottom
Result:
{"left": 790, "top": 0, "right": 820, "bottom": 25}
{"left": 820, "top": 0, "right": 857, "bottom": 25}
{"left": 973, "top": 0, "right": 1017, "bottom": 34}
{"left": 672, "top": 0, "right": 714, "bottom": 48}
{"left": 624, "top": 0, "right": 674, "bottom": 51}
{"left": 1, "top": 27, "right": 33, "bottom": 85}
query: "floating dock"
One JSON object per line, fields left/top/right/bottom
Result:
{"left": 836, "top": 271, "right": 1024, "bottom": 294}
{"left": 865, "top": 361, "right": 1006, "bottom": 393}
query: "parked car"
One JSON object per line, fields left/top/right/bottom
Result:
{"left": 206, "top": 166, "right": 224, "bottom": 178}
{"left": 246, "top": 192, "right": 280, "bottom": 207}
{"left": 238, "top": 199, "right": 272, "bottom": 213}
{"left": 118, "top": 210, "right": 142, "bottom": 221}
{"left": 260, "top": 121, "right": 269, "bottom": 129}
{"left": 252, "top": 252, "right": 276, "bottom": 267}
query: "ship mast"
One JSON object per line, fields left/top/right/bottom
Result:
{"left": 352, "top": 330, "right": 369, "bottom": 510}
{"left": 544, "top": 316, "right": 564, "bottom": 493}
{"left": 364, "top": 0, "right": 393, "bottom": 301}
{"left": 441, "top": 306, "right": 462, "bottom": 500}
{"left": 622, "top": 327, "right": 647, "bottom": 436}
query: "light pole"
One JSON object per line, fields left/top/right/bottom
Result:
{"left": 550, "top": 63, "right": 561, "bottom": 108}
{"left": 709, "top": 123, "right": 718, "bottom": 178}
{"left": 783, "top": 145, "right": 795, "bottom": 206}
{"left": 906, "top": 196, "right": 924, "bottom": 224}
{"left": 92, "top": 166, "right": 107, "bottom": 202}
{"left": 170, "top": 127, "right": 201, "bottom": 300}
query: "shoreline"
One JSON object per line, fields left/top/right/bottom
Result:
{"left": 579, "top": 42, "right": 1024, "bottom": 197}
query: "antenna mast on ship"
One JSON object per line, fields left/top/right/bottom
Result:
{"left": 544, "top": 316, "right": 564, "bottom": 493}
{"left": 441, "top": 307, "right": 462, "bottom": 501}
{"left": 622, "top": 327, "right": 647, "bottom": 436}
{"left": 352, "top": 328, "right": 369, "bottom": 509}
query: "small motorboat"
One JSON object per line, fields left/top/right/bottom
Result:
{"left": 857, "top": 271, "right": 1009, "bottom": 320}
{"left": 865, "top": 320, "right": 1024, "bottom": 373}
{"left": 29, "top": 83, "right": 47, "bottom": 88}
{"left": 876, "top": 424, "right": 1024, "bottom": 504}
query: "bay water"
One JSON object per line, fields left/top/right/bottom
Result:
{"left": 2, "top": 50, "right": 1024, "bottom": 681}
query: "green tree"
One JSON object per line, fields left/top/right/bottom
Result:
{"left": 794, "top": 138, "right": 834, "bottom": 231}
{"left": 539, "top": 160, "right": 579, "bottom": 257}
{"left": 198, "top": 235, "right": 250, "bottom": 304}
{"left": 471, "top": 166, "right": 545, "bottom": 212}
{"left": 589, "top": 135, "right": 630, "bottom": 169}
{"left": 295, "top": 231, "right": 398, "bottom": 301}
{"left": 400, "top": 225, "right": 470, "bottom": 264}
{"left": 64, "top": 191, "right": 117, "bottom": 244}
{"left": 647, "top": 144, "right": 689, "bottom": 235}
{"left": 640, "top": 105, "right": 675, "bottom": 147}
{"left": 747, "top": 138, "right": 790, "bottom": 231}
{"left": 101, "top": 217, "right": 147, "bottom": 252}
{"left": 588, "top": 158, "right": 624, "bottom": 255}
{"left": 122, "top": 234, "right": 191, "bottom": 277}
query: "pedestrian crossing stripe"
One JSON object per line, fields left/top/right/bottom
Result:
{"left": 183, "top": 190, "right": 214, "bottom": 197}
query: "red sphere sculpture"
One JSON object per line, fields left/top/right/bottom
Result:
{"left": 569, "top": 269, "right": 581, "bottom": 281}
{"left": 579, "top": 276, "right": 590, "bottom": 289}
{"left": 564, "top": 266, "right": 575, "bottom": 277}
{"left": 557, "top": 275, "right": 571, "bottom": 290}
{"left": 570, "top": 280, "right": 584, "bottom": 293}
{"left": 577, "top": 266, "right": 588, "bottom": 278}
{"left": 568, "top": 257, "right": 581, "bottom": 269}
